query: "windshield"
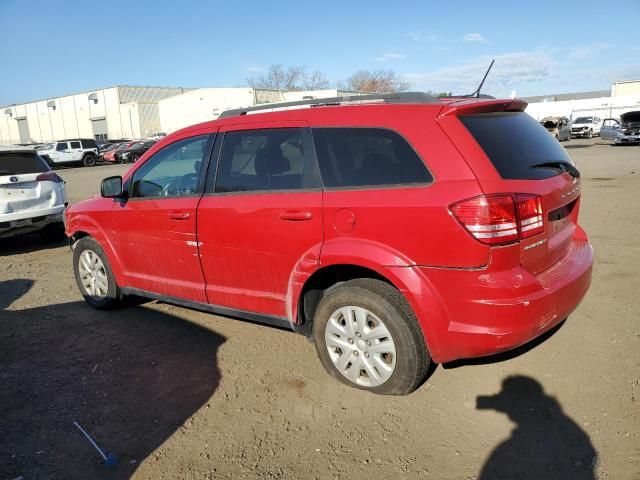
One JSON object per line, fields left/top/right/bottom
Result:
{"left": 574, "top": 117, "right": 592, "bottom": 124}
{"left": 129, "top": 142, "right": 144, "bottom": 149}
{"left": 38, "top": 143, "right": 55, "bottom": 151}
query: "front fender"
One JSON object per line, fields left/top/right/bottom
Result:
{"left": 66, "top": 213, "right": 126, "bottom": 286}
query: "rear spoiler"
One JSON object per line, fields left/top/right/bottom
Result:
{"left": 438, "top": 98, "right": 528, "bottom": 117}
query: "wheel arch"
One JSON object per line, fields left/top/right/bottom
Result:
{"left": 67, "top": 215, "right": 125, "bottom": 285}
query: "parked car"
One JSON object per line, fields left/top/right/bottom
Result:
{"left": 570, "top": 116, "right": 602, "bottom": 138}
{"left": 600, "top": 111, "right": 640, "bottom": 145}
{"left": 38, "top": 139, "right": 99, "bottom": 167}
{"left": 65, "top": 93, "right": 593, "bottom": 395}
{"left": 114, "top": 140, "right": 156, "bottom": 163}
{"left": 102, "top": 141, "right": 137, "bottom": 163}
{"left": 540, "top": 116, "right": 571, "bottom": 141}
{"left": 1, "top": 145, "right": 67, "bottom": 240}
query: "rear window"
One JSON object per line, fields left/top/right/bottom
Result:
{"left": 460, "top": 112, "right": 573, "bottom": 180}
{"left": 81, "top": 139, "right": 97, "bottom": 148}
{"left": 0, "top": 152, "right": 50, "bottom": 175}
{"left": 312, "top": 128, "right": 432, "bottom": 188}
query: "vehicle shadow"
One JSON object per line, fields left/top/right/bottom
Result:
{"left": 0, "top": 279, "right": 225, "bottom": 480}
{"left": 477, "top": 375, "right": 597, "bottom": 479}
{"left": 0, "top": 233, "right": 67, "bottom": 256}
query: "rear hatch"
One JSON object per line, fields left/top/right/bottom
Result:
{"left": 0, "top": 151, "right": 63, "bottom": 214}
{"left": 442, "top": 102, "right": 581, "bottom": 275}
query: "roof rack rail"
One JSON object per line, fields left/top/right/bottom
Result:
{"left": 218, "top": 91, "right": 440, "bottom": 118}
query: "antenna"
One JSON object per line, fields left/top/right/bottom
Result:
{"left": 467, "top": 59, "right": 495, "bottom": 98}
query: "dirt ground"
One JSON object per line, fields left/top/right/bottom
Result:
{"left": 1, "top": 138, "right": 638, "bottom": 480}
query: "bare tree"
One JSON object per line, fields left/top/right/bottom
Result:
{"left": 342, "top": 70, "right": 411, "bottom": 93}
{"left": 302, "top": 70, "right": 330, "bottom": 90}
{"left": 248, "top": 64, "right": 330, "bottom": 91}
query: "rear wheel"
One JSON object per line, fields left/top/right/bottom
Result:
{"left": 39, "top": 221, "right": 66, "bottom": 243}
{"left": 82, "top": 153, "right": 97, "bottom": 167}
{"left": 73, "top": 236, "right": 122, "bottom": 309}
{"left": 312, "top": 279, "right": 430, "bottom": 395}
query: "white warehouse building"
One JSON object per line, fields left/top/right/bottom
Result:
{"left": 0, "top": 85, "right": 187, "bottom": 145}
{"left": 158, "top": 88, "right": 363, "bottom": 133}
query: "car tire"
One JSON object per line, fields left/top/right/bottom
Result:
{"left": 312, "top": 278, "right": 430, "bottom": 395}
{"left": 73, "top": 236, "right": 123, "bottom": 310}
{"left": 586, "top": 129, "right": 593, "bottom": 139}
{"left": 130, "top": 153, "right": 139, "bottom": 163}
{"left": 83, "top": 154, "right": 97, "bottom": 167}
{"left": 39, "top": 221, "right": 66, "bottom": 243}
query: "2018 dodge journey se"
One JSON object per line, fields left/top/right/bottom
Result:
{"left": 65, "top": 92, "right": 593, "bottom": 395}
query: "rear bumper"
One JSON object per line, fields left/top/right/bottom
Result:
{"left": 0, "top": 206, "right": 65, "bottom": 238}
{"left": 407, "top": 228, "right": 593, "bottom": 363}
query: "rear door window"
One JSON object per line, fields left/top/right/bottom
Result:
{"left": 0, "top": 152, "right": 50, "bottom": 175}
{"left": 69, "top": 141, "right": 81, "bottom": 149}
{"left": 460, "top": 112, "right": 573, "bottom": 180}
{"left": 214, "top": 128, "right": 320, "bottom": 193}
{"left": 312, "top": 127, "right": 432, "bottom": 188}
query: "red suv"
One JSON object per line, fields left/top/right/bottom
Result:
{"left": 65, "top": 93, "right": 593, "bottom": 395}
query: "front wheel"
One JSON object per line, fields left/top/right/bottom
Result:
{"left": 73, "top": 236, "right": 123, "bottom": 309}
{"left": 312, "top": 279, "right": 430, "bottom": 395}
{"left": 586, "top": 129, "right": 593, "bottom": 139}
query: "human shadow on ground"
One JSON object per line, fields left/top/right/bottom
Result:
{"left": 477, "top": 375, "right": 597, "bottom": 480}
{"left": 0, "top": 279, "right": 225, "bottom": 479}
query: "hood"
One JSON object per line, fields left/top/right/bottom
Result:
{"left": 621, "top": 111, "right": 640, "bottom": 125}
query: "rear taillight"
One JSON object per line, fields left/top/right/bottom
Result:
{"left": 450, "top": 194, "right": 544, "bottom": 245}
{"left": 515, "top": 194, "right": 544, "bottom": 239}
{"left": 36, "top": 171, "right": 63, "bottom": 183}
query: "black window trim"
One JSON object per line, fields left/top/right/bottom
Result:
{"left": 204, "top": 126, "right": 323, "bottom": 196}
{"left": 127, "top": 133, "right": 215, "bottom": 202}
{"left": 310, "top": 125, "right": 435, "bottom": 191}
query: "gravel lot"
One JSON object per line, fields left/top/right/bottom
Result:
{"left": 1, "top": 139, "right": 639, "bottom": 479}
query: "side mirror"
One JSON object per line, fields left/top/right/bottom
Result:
{"left": 101, "top": 176, "right": 125, "bottom": 199}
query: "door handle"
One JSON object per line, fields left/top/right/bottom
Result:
{"left": 279, "top": 210, "right": 312, "bottom": 221}
{"left": 168, "top": 212, "right": 191, "bottom": 220}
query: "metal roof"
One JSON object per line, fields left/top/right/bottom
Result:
{"left": 522, "top": 90, "right": 610, "bottom": 103}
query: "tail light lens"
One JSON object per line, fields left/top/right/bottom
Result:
{"left": 36, "top": 171, "right": 63, "bottom": 183}
{"left": 450, "top": 194, "right": 544, "bottom": 245}
{"left": 515, "top": 194, "right": 544, "bottom": 239}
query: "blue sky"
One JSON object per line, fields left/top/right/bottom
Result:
{"left": 1, "top": 0, "right": 639, "bottom": 105}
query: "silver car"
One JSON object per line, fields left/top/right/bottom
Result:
{"left": 540, "top": 116, "right": 571, "bottom": 141}
{"left": 600, "top": 111, "right": 640, "bottom": 145}
{"left": 0, "top": 145, "right": 68, "bottom": 240}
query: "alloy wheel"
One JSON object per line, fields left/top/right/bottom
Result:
{"left": 324, "top": 306, "right": 397, "bottom": 387}
{"left": 78, "top": 250, "right": 108, "bottom": 298}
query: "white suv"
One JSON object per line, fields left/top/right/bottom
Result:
{"left": 0, "top": 146, "right": 67, "bottom": 241}
{"left": 570, "top": 116, "right": 602, "bottom": 138}
{"left": 38, "top": 139, "right": 99, "bottom": 167}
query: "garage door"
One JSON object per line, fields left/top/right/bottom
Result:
{"left": 17, "top": 118, "right": 30, "bottom": 144}
{"left": 91, "top": 118, "right": 108, "bottom": 141}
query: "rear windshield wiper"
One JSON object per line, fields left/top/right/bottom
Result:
{"left": 530, "top": 161, "right": 580, "bottom": 178}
